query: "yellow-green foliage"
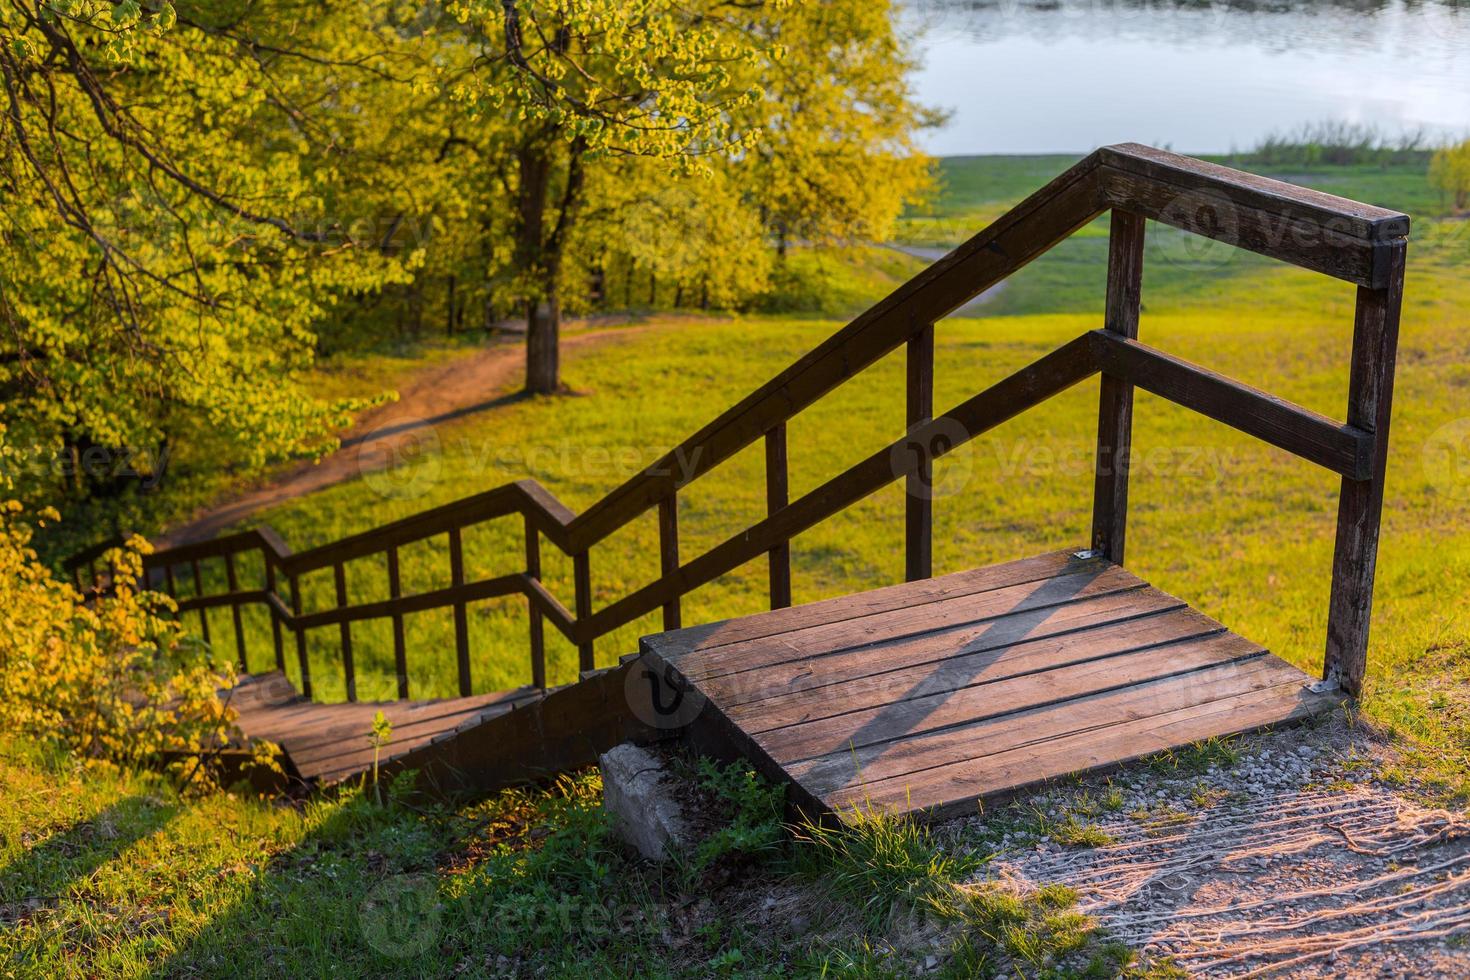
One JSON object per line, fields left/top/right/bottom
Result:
{"left": 1429, "top": 140, "right": 1470, "bottom": 212}
{"left": 0, "top": 448, "right": 252, "bottom": 782}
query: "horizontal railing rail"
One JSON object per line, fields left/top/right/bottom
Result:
{"left": 67, "top": 143, "right": 1408, "bottom": 702}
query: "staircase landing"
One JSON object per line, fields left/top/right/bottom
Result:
{"left": 229, "top": 672, "right": 543, "bottom": 786}
{"left": 640, "top": 551, "right": 1338, "bottom": 823}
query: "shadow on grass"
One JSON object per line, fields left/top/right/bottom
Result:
{"left": 0, "top": 794, "right": 178, "bottom": 923}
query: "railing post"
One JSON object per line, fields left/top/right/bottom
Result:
{"left": 1324, "top": 245, "right": 1406, "bottom": 698}
{"left": 264, "top": 558, "right": 286, "bottom": 672}
{"left": 765, "top": 423, "right": 792, "bottom": 609}
{"left": 906, "top": 321, "right": 935, "bottom": 582}
{"left": 658, "top": 494, "right": 681, "bottom": 630}
{"left": 448, "top": 527, "right": 471, "bottom": 696}
{"left": 224, "top": 551, "right": 247, "bottom": 672}
{"left": 289, "top": 573, "right": 312, "bottom": 700}
{"left": 188, "top": 559, "right": 212, "bottom": 646}
{"left": 1091, "top": 209, "right": 1147, "bottom": 563}
{"left": 333, "top": 562, "right": 356, "bottom": 702}
{"left": 387, "top": 546, "right": 409, "bottom": 700}
{"left": 573, "top": 550, "right": 595, "bottom": 673}
{"left": 523, "top": 514, "right": 546, "bottom": 691}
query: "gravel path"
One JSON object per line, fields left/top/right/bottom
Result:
{"left": 954, "top": 716, "right": 1470, "bottom": 976}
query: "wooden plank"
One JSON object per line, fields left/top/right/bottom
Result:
{"left": 591, "top": 334, "right": 1100, "bottom": 641}
{"left": 1092, "top": 332, "right": 1371, "bottom": 479}
{"left": 825, "top": 679, "right": 1335, "bottom": 819}
{"left": 755, "top": 633, "right": 1264, "bottom": 764}
{"left": 718, "top": 603, "right": 1221, "bottom": 723}
{"left": 648, "top": 550, "right": 1101, "bottom": 662}
{"left": 765, "top": 424, "right": 792, "bottom": 609}
{"left": 905, "top": 322, "right": 935, "bottom": 582}
{"left": 387, "top": 546, "right": 409, "bottom": 700}
{"left": 1098, "top": 144, "right": 1409, "bottom": 242}
{"left": 291, "top": 574, "right": 525, "bottom": 630}
{"left": 659, "top": 494, "right": 682, "bottom": 629}
{"left": 1091, "top": 209, "right": 1145, "bottom": 562}
{"left": 796, "top": 655, "right": 1309, "bottom": 797}
{"left": 1325, "top": 244, "right": 1406, "bottom": 697}
{"left": 334, "top": 562, "right": 356, "bottom": 702}
{"left": 449, "top": 527, "right": 471, "bottom": 697}
{"left": 675, "top": 564, "right": 1144, "bottom": 683}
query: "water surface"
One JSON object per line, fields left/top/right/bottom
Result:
{"left": 909, "top": 0, "right": 1470, "bottom": 154}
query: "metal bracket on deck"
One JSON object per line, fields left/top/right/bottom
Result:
{"left": 1307, "top": 678, "right": 1339, "bottom": 694}
{"left": 1072, "top": 549, "right": 1102, "bottom": 560}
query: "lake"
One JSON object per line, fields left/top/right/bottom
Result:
{"left": 908, "top": 0, "right": 1470, "bottom": 154}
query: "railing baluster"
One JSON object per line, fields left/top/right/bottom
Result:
{"left": 1091, "top": 209, "right": 1147, "bottom": 563}
{"left": 264, "top": 558, "right": 286, "bottom": 672}
{"left": 905, "top": 321, "right": 935, "bottom": 582}
{"left": 573, "top": 550, "right": 594, "bottom": 672}
{"left": 224, "top": 551, "right": 247, "bottom": 672}
{"left": 658, "top": 494, "right": 681, "bottom": 630}
{"left": 190, "top": 559, "right": 212, "bottom": 646}
{"left": 289, "top": 573, "right": 312, "bottom": 700}
{"left": 1325, "top": 245, "right": 1406, "bottom": 698}
{"left": 334, "top": 562, "right": 356, "bottom": 702}
{"left": 164, "top": 564, "right": 178, "bottom": 602}
{"left": 387, "top": 546, "right": 409, "bottom": 700}
{"left": 449, "top": 527, "right": 471, "bottom": 696}
{"left": 765, "top": 424, "right": 792, "bottom": 609}
{"left": 523, "top": 515, "right": 546, "bottom": 691}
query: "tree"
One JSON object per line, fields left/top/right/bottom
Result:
{"left": 1429, "top": 140, "right": 1470, "bottom": 213}
{"left": 445, "top": 0, "right": 768, "bottom": 393}
{"left": 0, "top": 1, "right": 428, "bottom": 505}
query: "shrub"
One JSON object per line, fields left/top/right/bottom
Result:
{"left": 1429, "top": 141, "right": 1470, "bottom": 213}
{"left": 0, "top": 489, "right": 263, "bottom": 787}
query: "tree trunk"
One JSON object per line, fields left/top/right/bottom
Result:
{"left": 525, "top": 297, "right": 560, "bottom": 395}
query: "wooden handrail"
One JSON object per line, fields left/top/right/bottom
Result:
{"left": 65, "top": 145, "right": 1408, "bottom": 700}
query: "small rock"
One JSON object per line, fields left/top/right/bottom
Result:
{"left": 599, "top": 743, "right": 690, "bottom": 861}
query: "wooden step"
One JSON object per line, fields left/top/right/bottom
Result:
{"left": 641, "top": 550, "right": 1338, "bottom": 823}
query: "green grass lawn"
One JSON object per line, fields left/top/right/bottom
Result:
{"left": 187, "top": 155, "right": 1470, "bottom": 799}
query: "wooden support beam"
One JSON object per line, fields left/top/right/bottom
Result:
{"left": 574, "top": 550, "right": 595, "bottom": 672}
{"left": 906, "top": 322, "right": 935, "bottom": 582}
{"left": 289, "top": 573, "right": 312, "bottom": 700}
{"left": 334, "top": 562, "right": 356, "bottom": 702}
{"left": 387, "top": 546, "right": 409, "bottom": 700}
{"left": 1092, "top": 209, "right": 1146, "bottom": 563}
{"left": 766, "top": 424, "right": 793, "bottom": 609}
{"left": 1325, "top": 244, "right": 1406, "bottom": 697}
{"left": 524, "top": 514, "right": 546, "bottom": 691}
{"left": 224, "top": 552, "right": 248, "bottom": 671}
{"left": 659, "top": 494, "right": 682, "bottom": 630}
{"left": 449, "top": 527, "right": 471, "bottom": 697}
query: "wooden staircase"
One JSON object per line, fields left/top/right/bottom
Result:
{"left": 69, "top": 144, "right": 1408, "bottom": 817}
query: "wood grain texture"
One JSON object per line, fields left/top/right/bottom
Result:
{"left": 640, "top": 552, "right": 1333, "bottom": 825}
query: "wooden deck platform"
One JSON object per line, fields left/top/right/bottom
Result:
{"left": 228, "top": 672, "right": 543, "bottom": 785}
{"left": 641, "top": 550, "right": 1338, "bottom": 823}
